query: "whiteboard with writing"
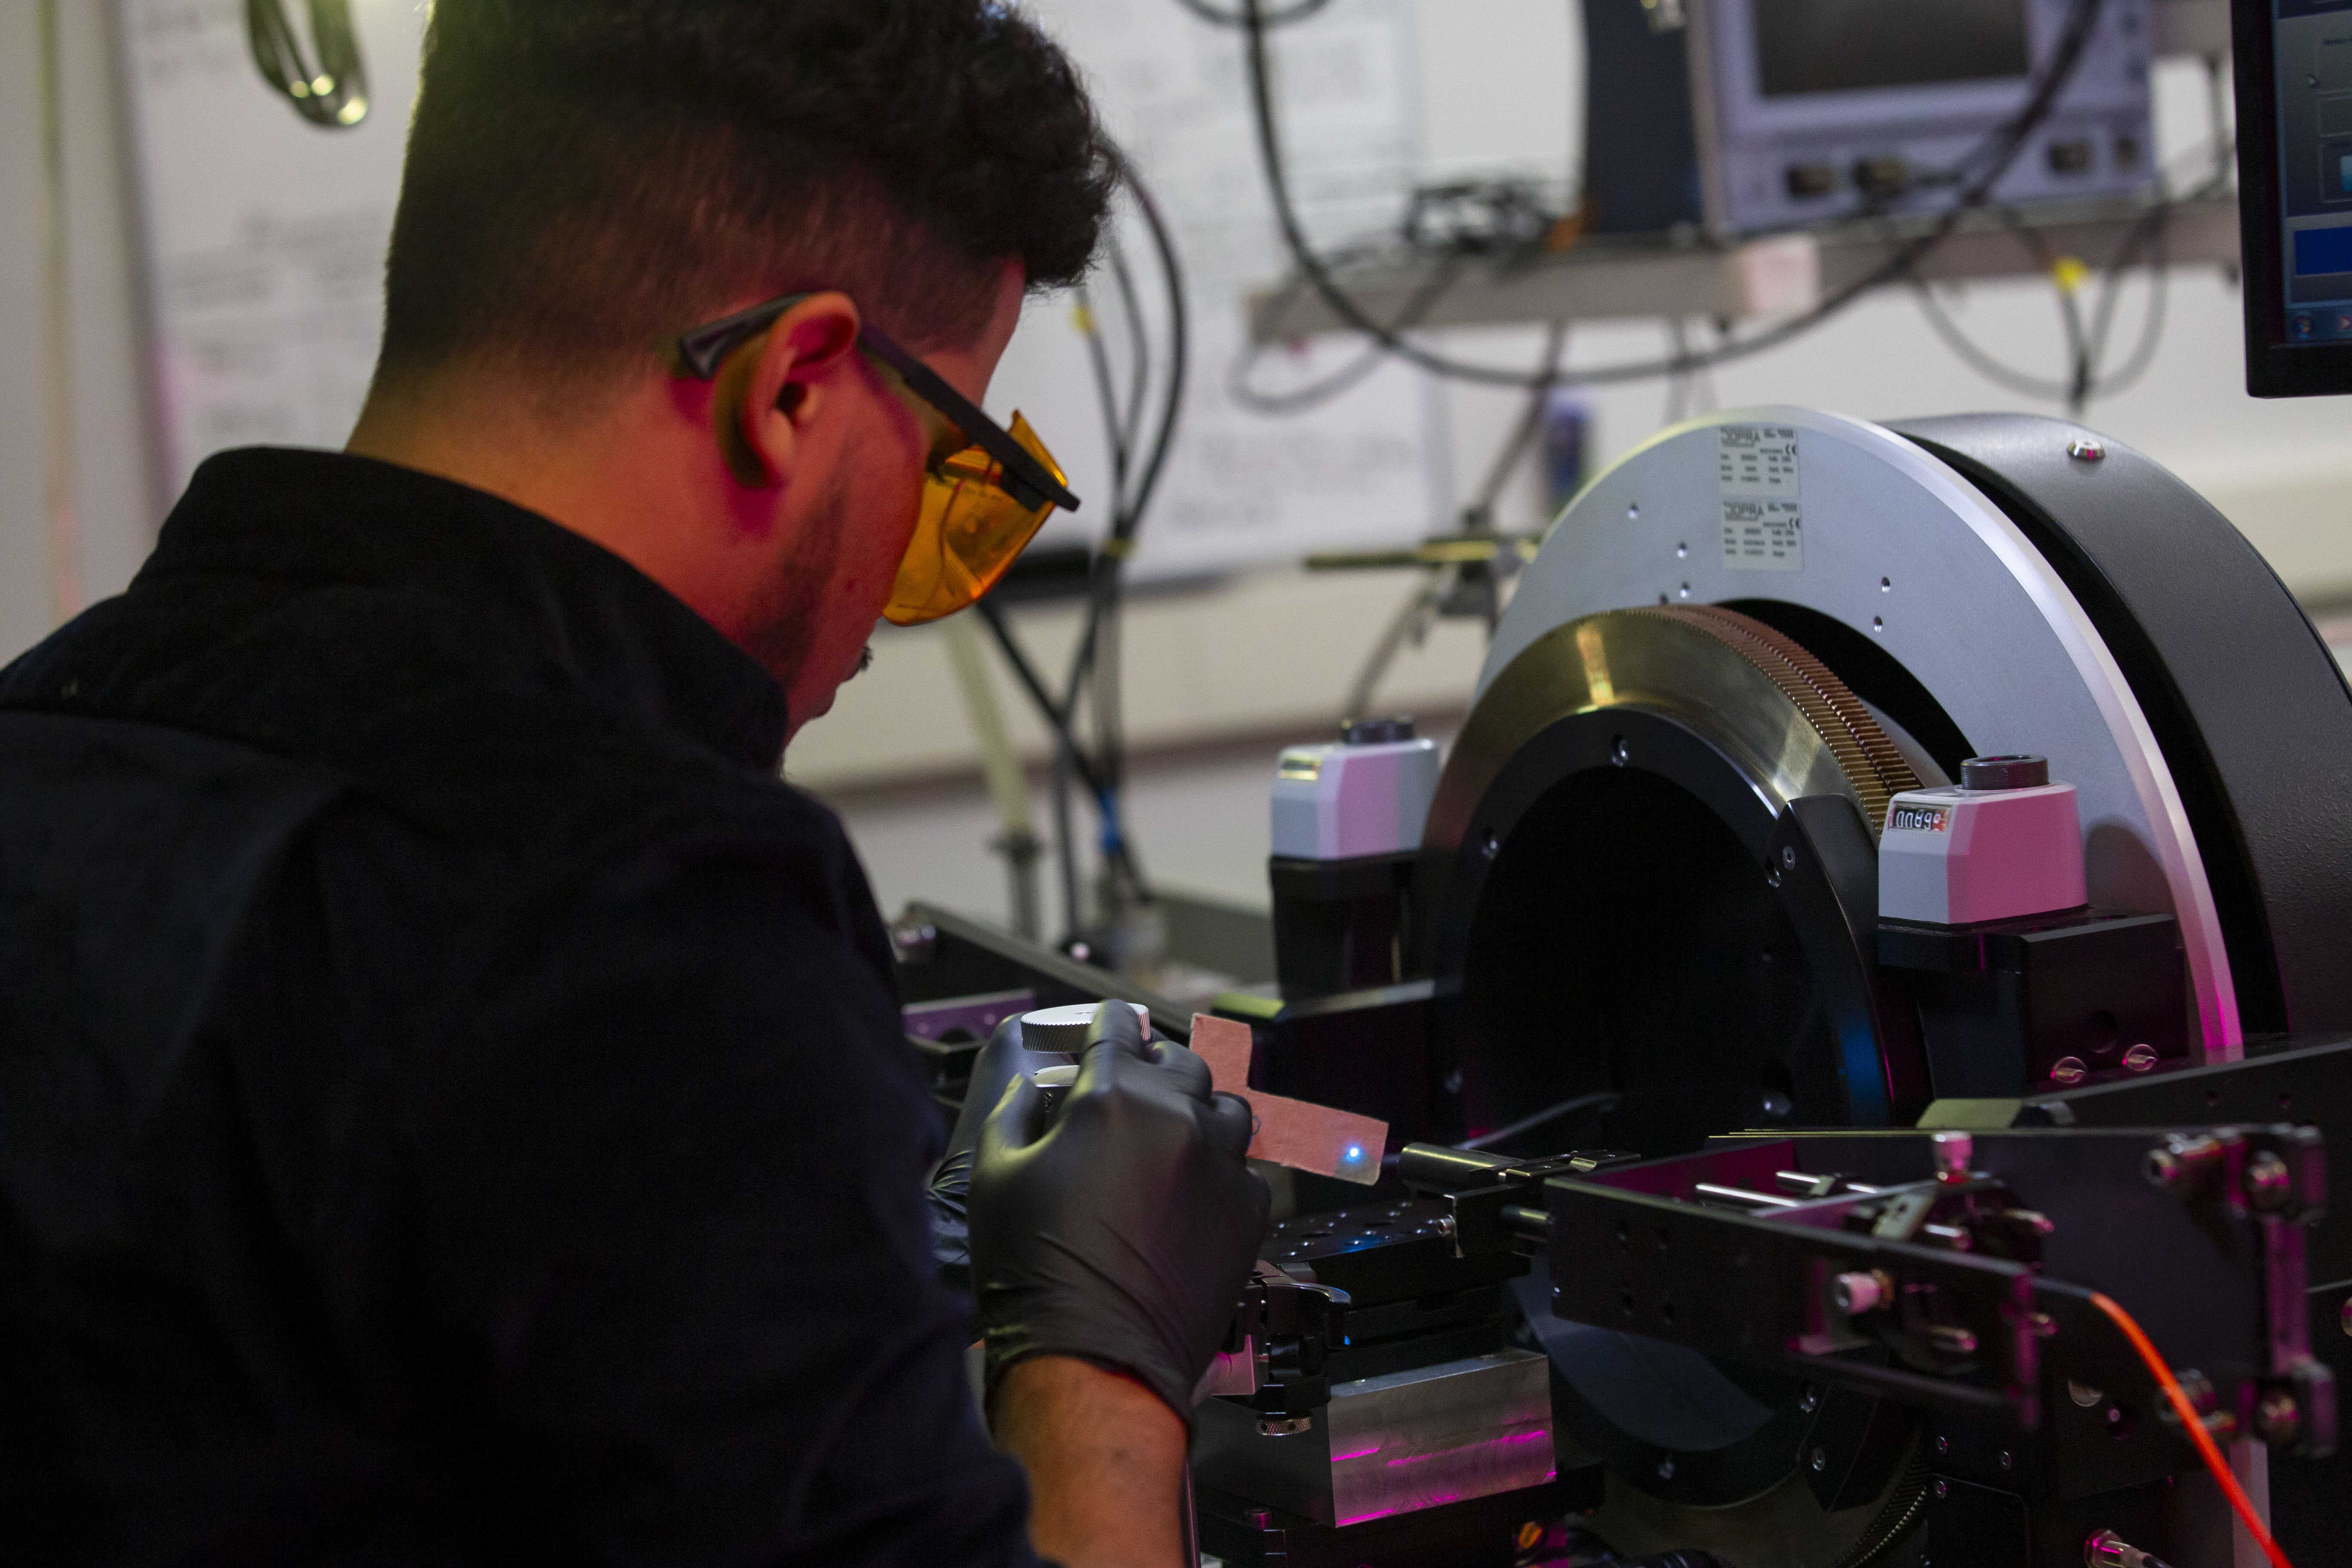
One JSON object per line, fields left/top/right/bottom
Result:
{"left": 119, "top": 0, "right": 1449, "bottom": 581}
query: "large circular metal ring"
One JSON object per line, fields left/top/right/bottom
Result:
{"left": 1422, "top": 604, "right": 1925, "bottom": 1152}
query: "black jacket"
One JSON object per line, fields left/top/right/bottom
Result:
{"left": 0, "top": 449, "right": 1040, "bottom": 1565}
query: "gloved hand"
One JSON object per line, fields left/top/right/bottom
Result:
{"left": 927, "top": 1014, "right": 1056, "bottom": 1285}
{"left": 966, "top": 1000, "right": 1270, "bottom": 1424}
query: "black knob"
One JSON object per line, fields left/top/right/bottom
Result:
{"left": 1343, "top": 716, "right": 1415, "bottom": 745}
{"left": 1961, "top": 755, "right": 2051, "bottom": 791}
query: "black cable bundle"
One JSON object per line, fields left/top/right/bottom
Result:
{"left": 247, "top": 0, "right": 369, "bottom": 129}
{"left": 978, "top": 155, "right": 1191, "bottom": 946}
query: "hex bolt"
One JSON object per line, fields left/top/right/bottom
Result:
{"left": 2246, "top": 1150, "right": 2294, "bottom": 1212}
{"left": 2049, "top": 1057, "right": 2089, "bottom": 1086}
{"left": 2254, "top": 1388, "right": 2301, "bottom": 1447}
{"left": 2122, "top": 1043, "right": 2158, "bottom": 1073}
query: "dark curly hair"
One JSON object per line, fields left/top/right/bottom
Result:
{"left": 374, "top": 0, "right": 1118, "bottom": 401}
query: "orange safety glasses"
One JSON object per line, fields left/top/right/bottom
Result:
{"left": 668, "top": 294, "right": 1081, "bottom": 626}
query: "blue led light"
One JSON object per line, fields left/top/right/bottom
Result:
{"left": 1346, "top": 1145, "right": 1364, "bottom": 1161}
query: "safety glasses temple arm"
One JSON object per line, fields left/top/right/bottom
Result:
{"left": 855, "top": 325, "right": 1082, "bottom": 514}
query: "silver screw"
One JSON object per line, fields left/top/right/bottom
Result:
{"left": 2123, "top": 1043, "right": 2158, "bottom": 1073}
{"left": 1933, "top": 1479, "right": 1949, "bottom": 1498}
{"left": 2068, "top": 438, "right": 2107, "bottom": 462}
{"left": 2247, "top": 1150, "right": 2294, "bottom": 1212}
{"left": 1934, "top": 1434, "right": 1950, "bottom": 1455}
{"left": 1800, "top": 1387, "right": 1822, "bottom": 1413}
{"left": 1658, "top": 1456, "right": 1676, "bottom": 1480}
{"left": 1809, "top": 1447, "right": 1827, "bottom": 1472}
{"left": 1782, "top": 846, "right": 1798, "bottom": 870}
{"left": 1998, "top": 1449, "right": 2013, "bottom": 1471}
{"left": 2050, "top": 1056, "right": 2089, "bottom": 1085}
{"left": 2069, "top": 1380, "right": 2106, "bottom": 1409}
{"left": 1258, "top": 1416, "right": 1314, "bottom": 1437}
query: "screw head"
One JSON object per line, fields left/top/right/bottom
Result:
{"left": 1612, "top": 737, "right": 1631, "bottom": 767}
{"left": 2068, "top": 1380, "right": 2106, "bottom": 1409}
{"left": 1658, "top": 1456, "right": 1676, "bottom": 1480}
{"left": 1810, "top": 1446, "right": 1828, "bottom": 1472}
{"left": 2050, "top": 1056, "right": 2089, "bottom": 1086}
{"left": 2068, "top": 438, "right": 2107, "bottom": 462}
{"left": 1782, "top": 846, "right": 1798, "bottom": 870}
{"left": 2123, "top": 1043, "right": 2159, "bottom": 1073}
{"left": 2254, "top": 1388, "right": 2301, "bottom": 1446}
{"left": 1800, "top": 1387, "right": 1822, "bottom": 1413}
{"left": 2247, "top": 1150, "right": 2295, "bottom": 1212}
{"left": 1482, "top": 830, "right": 1501, "bottom": 859}
{"left": 1998, "top": 1449, "right": 2014, "bottom": 1471}
{"left": 1934, "top": 1434, "right": 1951, "bottom": 1455}
{"left": 1933, "top": 1478, "right": 1949, "bottom": 1498}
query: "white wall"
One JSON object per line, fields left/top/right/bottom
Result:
{"left": 0, "top": 2, "right": 2340, "bottom": 833}
{"left": 0, "top": 0, "right": 162, "bottom": 664}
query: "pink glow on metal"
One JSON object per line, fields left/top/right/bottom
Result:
{"left": 1378, "top": 1427, "right": 1551, "bottom": 1467}
{"left": 1329, "top": 1446, "right": 1383, "bottom": 1462}
{"left": 1336, "top": 1508, "right": 1402, "bottom": 1526}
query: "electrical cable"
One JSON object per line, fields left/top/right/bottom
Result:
{"left": 1232, "top": 250, "right": 1469, "bottom": 416}
{"left": 1108, "top": 242, "right": 1155, "bottom": 478}
{"left": 1237, "top": 0, "right": 2109, "bottom": 391}
{"left": 2087, "top": 1292, "right": 2295, "bottom": 1568}
{"left": 1910, "top": 141, "right": 2225, "bottom": 412}
{"left": 1343, "top": 321, "right": 1565, "bottom": 717}
{"left": 977, "top": 153, "right": 1188, "bottom": 943}
{"left": 245, "top": 0, "right": 370, "bottom": 128}
{"left": 1173, "top": 0, "right": 1334, "bottom": 25}
{"left": 1459, "top": 1092, "right": 1623, "bottom": 1153}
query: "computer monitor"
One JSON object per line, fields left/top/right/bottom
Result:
{"left": 2236, "top": 0, "right": 2352, "bottom": 395}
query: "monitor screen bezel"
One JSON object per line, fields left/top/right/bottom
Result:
{"left": 2236, "top": 0, "right": 2352, "bottom": 396}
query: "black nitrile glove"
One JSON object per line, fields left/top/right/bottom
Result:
{"left": 927, "top": 1015, "right": 1057, "bottom": 1286}
{"left": 966, "top": 1000, "right": 1269, "bottom": 1424}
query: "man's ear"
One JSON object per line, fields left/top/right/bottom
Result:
{"left": 710, "top": 292, "right": 864, "bottom": 490}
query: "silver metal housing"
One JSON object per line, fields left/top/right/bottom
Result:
{"left": 1474, "top": 407, "right": 2239, "bottom": 1057}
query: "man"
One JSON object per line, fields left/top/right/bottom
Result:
{"left": 0, "top": 3, "right": 1267, "bottom": 1564}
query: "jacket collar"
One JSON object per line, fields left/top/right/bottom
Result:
{"left": 142, "top": 448, "right": 790, "bottom": 773}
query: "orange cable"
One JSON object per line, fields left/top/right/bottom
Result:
{"left": 2088, "top": 1292, "right": 2294, "bottom": 1568}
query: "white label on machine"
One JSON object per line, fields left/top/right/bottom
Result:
{"left": 1718, "top": 425, "right": 1804, "bottom": 572}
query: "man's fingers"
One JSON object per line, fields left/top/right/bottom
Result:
{"left": 1204, "top": 1090, "right": 1256, "bottom": 1163}
{"left": 1144, "top": 1039, "right": 1213, "bottom": 1102}
{"left": 1073, "top": 1000, "right": 1151, "bottom": 1095}
{"left": 979, "top": 1073, "right": 1051, "bottom": 1158}
{"left": 1083, "top": 999, "right": 1145, "bottom": 1056}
